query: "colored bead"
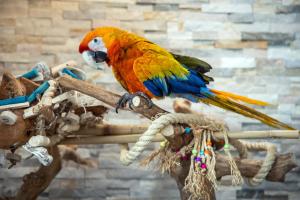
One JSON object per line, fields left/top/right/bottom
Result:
{"left": 184, "top": 127, "right": 192, "bottom": 134}
{"left": 224, "top": 144, "right": 230, "bottom": 149}
{"left": 160, "top": 141, "right": 166, "bottom": 147}
{"left": 192, "top": 149, "right": 197, "bottom": 155}
{"left": 195, "top": 157, "right": 201, "bottom": 163}
{"left": 204, "top": 150, "right": 210, "bottom": 156}
{"left": 201, "top": 163, "right": 207, "bottom": 169}
{"left": 200, "top": 150, "right": 204, "bottom": 155}
{"left": 207, "top": 141, "right": 212, "bottom": 146}
{"left": 182, "top": 155, "right": 188, "bottom": 161}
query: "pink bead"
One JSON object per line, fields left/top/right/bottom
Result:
{"left": 182, "top": 155, "right": 188, "bottom": 161}
{"left": 201, "top": 163, "right": 207, "bottom": 169}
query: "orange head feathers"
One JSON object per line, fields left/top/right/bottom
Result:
{"left": 79, "top": 27, "right": 124, "bottom": 53}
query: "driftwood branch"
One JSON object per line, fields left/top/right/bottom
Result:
{"left": 57, "top": 75, "right": 167, "bottom": 119}
{"left": 69, "top": 124, "right": 299, "bottom": 139}
{"left": 57, "top": 76, "right": 298, "bottom": 200}
{"left": 15, "top": 146, "right": 61, "bottom": 200}
{"left": 215, "top": 153, "right": 297, "bottom": 182}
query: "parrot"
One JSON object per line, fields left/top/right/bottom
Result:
{"left": 79, "top": 27, "right": 294, "bottom": 130}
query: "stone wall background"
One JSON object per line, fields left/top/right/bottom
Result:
{"left": 0, "top": 0, "right": 300, "bottom": 199}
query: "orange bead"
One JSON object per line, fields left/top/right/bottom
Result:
{"left": 204, "top": 150, "right": 211, "bottom": 156}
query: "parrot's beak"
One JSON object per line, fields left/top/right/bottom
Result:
{"left": 94, "top": 51, "right": 108, "bottom": 63}
{"left": 81, "top": 50, "right": 106, "bottom": 70}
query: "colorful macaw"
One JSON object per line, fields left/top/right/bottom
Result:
{"left": 79, "top": 27, "right": 294, "bottom": 130}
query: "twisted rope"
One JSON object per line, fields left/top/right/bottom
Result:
{"left": 230, "top": 139, "right": 277, "bottom": 185}
{"left": 120, "top": 112, "right": 277, "bottom": 187}
{"left": 120, "top": 113, "right": 225, "bottom": 166}
{"left": 243, "top": 142, "right": 277, "bottom": 186}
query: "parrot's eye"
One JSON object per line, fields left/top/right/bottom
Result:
{"left": 88, "top": 37, "right": 107, "bottom": 53}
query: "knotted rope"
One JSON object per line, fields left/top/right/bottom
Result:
{"left": 120, "top": 112, "right": 277, "bottom": 188}
{"left": 119, "top": 113, "right": 225, "bottom": 166}
{"left": 229, "top": 139, "right": 277, "bottom": 186}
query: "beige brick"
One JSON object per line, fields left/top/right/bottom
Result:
{"left": 202, "top": 4, "right": 253, "bottom": 13}
{"left": 0, "top": 27, "right": 15, "bottom": 35}
{"left": 0, "top": 19, "right": 16, "bottom": 27}
{"left": 106, "top": 9, "right": 144, "bottom": 20}
{"left": 29, "top": 8, "right": 62, "bottom": 18}
{"left": 0, "top": 3, "right": 28, "bottom": 18}
{"left": 53, "top": 19, "right": 92, "bottom": 29}
{"left": 41, "top": 38, "right": 79, "bottom": 54}
{"left": 144, "top": 11, "right": 178, "bottom": 20}
{"left": 0, "top": 52, "right": 54, "bottom": 64}
{"left": 69, "top": 28, "right": 91, "bottom": 37}
{"left": 128, "top": 5, "right": 153, "bottom": 11}
{"left": 0, "top": 43, "right": 16, "bottom": 53}
{"left": 63, "top": 10, "right": 105, "bottom": 20}
{"left": 51, "top": 1, "right": 79, "bottom": 11}
{"left": 28, "top": 0, "right": 51, "bottom": 7}
{"left": 16, "top": 35, "right": 43, "bottom": 44}
{"left": 215, "top": 41, "right": 268, "bottom": 49}
{"left": 179, "top": 12, "right": 227, "bottom": 22}
{"left": 179, "top": 3, "right": 202, "bottom": 10}
{"left": 84, "top": 0, "right": 135, "bottom": 4}
{"left": 42, "top": 37, "right": 67, "bottom": 45}
{"left": 16, "top": 18, "right": 52, "bottom": 28}
{"left": 16, "top": 43, "right": 42, "bottom": 53}
{"left": 16, "top": 26, "right": 69, "bottom": 37}
{"left": 92, "top": 19, "right": 122, "bottom": 28}
{"left": 123, "top": 20, "right": 166, "bottom": 32}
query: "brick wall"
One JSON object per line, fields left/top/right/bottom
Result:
{"left": 0, "top": 0, "right": 299, "bottom": 199}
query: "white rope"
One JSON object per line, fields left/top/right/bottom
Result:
{"left": 120, "top": 113, "right": 225, "bottom": 166}
{"left": 120, "top": 112, "right": 277, "bottom": 187}
{"left": 242, "top": 142, "right": 277, "bottom": 186}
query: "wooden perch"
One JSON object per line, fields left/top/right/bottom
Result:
{"left": 57, "top": 75, "right": 167, "bottom": 119}
{"left": 56, "top": 75, "right": 298, "bottom": 200}
{"left": 70, "top": 124, "right": 299, "bottom": 139}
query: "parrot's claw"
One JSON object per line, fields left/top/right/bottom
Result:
{"left": 115, "top": 92, "right": 153, "bottom": 113}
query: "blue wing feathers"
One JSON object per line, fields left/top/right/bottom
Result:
{"left": 142, "top": 68, "right": 213, "bottom": 99}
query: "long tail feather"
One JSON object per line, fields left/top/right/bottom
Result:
{"left": 201, "top": 90, "right": 294, "bottom": 130}
{"left": 210, "top": 89, "right": 270, "bottom": 106}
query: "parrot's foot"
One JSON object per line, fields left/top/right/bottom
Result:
{"left": 115, "top": 92, "right": 153, "bottom": 113}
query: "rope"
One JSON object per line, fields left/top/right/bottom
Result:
{"left": 120, "top": 112, "right": 277, "bottom": 187}
{"left": 230, "top": 139, "right": 277, "bottom": 186}
{"left": 242, "top": 142, "right": 277, "bottom": 186}
{"left": 120, "top": 113, "right": 225, "bottom": 166}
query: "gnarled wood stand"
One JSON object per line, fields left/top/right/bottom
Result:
{"left": 0, "top": 74, "right": 298, "bottom": 200}
{"left": 56, "top": 76, "right": 298, "bottom": 200}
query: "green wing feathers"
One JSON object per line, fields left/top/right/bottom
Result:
{"left": 171, "top": 53, "right": 214, "bottom": 84}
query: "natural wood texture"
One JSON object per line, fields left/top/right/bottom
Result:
{"left": 215, "top": 153, "right": 297, "bottom": 182}
{"left": 0, "top": 71, "right": 26, "bottom": 99}
{"left": 0, "top": 110, "right": 32, "bottom": 149}
{"left": 214, "top": 130, "right": 299, "bottom": 139}
{"left": 71, "top": 123, "right": 299, "bottom": 139}
{"left": 57, "top": 75, "right": 167, "bottom": 119}
{"left": 59, "top": 145, "right": 98, "bottom": 168}
{"left": 74, "top": 105, "right": 108, "bottom": 117}
{"left": 61, "top": 134, "right": 164, "bottom": 144}
{"left": 72, "top": 124, "right": 149, "bottom": 136}
{"left": 15, "top": 146, "right": 62, "bottom": 200}
{"left": 18, "top": 77, "right": 39, "bottom": 95}
{"left": 57, "top": 76, "right": 298, "bottom": 200}
{"left": 0, "top": 72, "right": 35, "bottom": 149}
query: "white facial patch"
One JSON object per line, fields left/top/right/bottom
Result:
{"left": 88, "top": 37, "right": 107, "bottom": 53}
